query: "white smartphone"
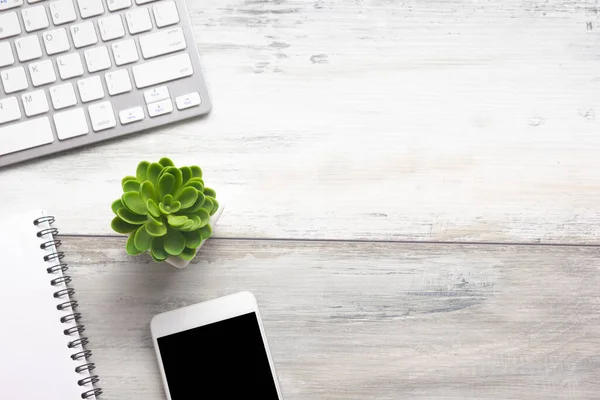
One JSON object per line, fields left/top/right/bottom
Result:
{"left": 150, "top": 291, "right": 284, "bottom": 399}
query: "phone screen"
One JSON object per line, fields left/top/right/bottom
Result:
{"left": 157, "top": 311, "right": 280, "bottom": 399}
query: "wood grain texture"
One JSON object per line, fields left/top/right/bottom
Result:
{"left": 2, "top": 0, "right": 600, "bottom": 243}
{"left": 63, "top": 236, "right": 600, "bottom": 399}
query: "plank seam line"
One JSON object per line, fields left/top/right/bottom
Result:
{"left": 57, "top": 234, "right": 600, "bottom": 248}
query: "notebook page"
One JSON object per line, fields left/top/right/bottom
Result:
{"left": 0, "top": 210, "right": 94, "bottom": 399}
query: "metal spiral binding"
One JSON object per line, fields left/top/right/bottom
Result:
{"left": 57, "top": 300, "right": 78, "bottom": 310}
{"left": 34, "top": 216, "right": 103, "bottom": 399}
{"left": 47, "top": 263, "right": 69, "bottom": 274}
{"left": 41, "top": 239, "right": 62, "bottom": 250}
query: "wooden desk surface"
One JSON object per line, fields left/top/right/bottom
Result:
{"left": 2, "top": 0, "right": 600, "bottom": 398}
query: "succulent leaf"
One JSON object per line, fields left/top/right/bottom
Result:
{"left": 173, "top": 215, "right": 197, "bottom": 232}
{"left": 158, "top": 173, "right": 176, "bottom": 198}
{"left": 190, "top": 166, "right": 202, "bottom": 178}
{"left": 182, "top": 230, "right": 202, "bottom": 249}
{"left": 185, "top": 180, "right": 204, "bottom": 191}
{"left": 157, "top": 166, "right": 168, "bottom": 182}
{"left": 146, "top": 163, "right": 163, "bottom": 185}
{"left": 111, "top": 199, "right": 124, "bottom": 215}
{"left": 179, "top": 247, "right": 197, "bottom": 261}
{"left": 121, "top": 176, "right": 137, "bottom": 187}
{"left": 117, "top": 208, "right": 147, "bottom": 225}
{"left": 146, "top": 219, "right": 167, "bottom": 237}
{"left": 185, "top": 192, "right": 206, "bottom": 213}
{"left": 164, "top": 228, "right": 185, "bottom": 256}
{"left": 111, "top": 216, "right": 139, "bottom": 233}
{"left": 159, "top": 194, "right": 181, "bottom": 214}
{"left": 147, "top": 213, "right": 163, "bottom": 225}
{"left": 151, "top": 237, "right": 168, "bottom": 261}
{"left": 159, "top": 157, "right": 174, "bottom": 167}
{"left": 164, "top": 167, "right": 183, "bottom": 194}
{"left": 126, "top": 233, "right": 143, "bottom": 255}
{"left": 140, "top": 181, "right": 157, "bottom": 203}
{"left": 146, "top": 199, "right": 161, "bottom": 218}
{"left": 198, "top": 224, "right": 213, "bottom": 240}
{"left": 195, "top": 209, "right": 210, "bottom": 227}
{"left": 176, "top": 187, "right": 198, "bottom": 209}
{"left": 180, "top": 220, "right": 195, "bottom": 230}
{"left": 163, "top": 194, "right": 174, "bottom": 205}
{"left": 122, "top": 191, "right": 147, "bottom": 215}
{"left": 187, "top": 215, "right": 202, "bottom": 230}
{"left": 200, "top": 197, "right": 214, "bottom": 215}
{"left": 151, "top": 253, "right": 165, "bottom": 262}
{"left": 180, "top": 167, "right": 192, "bottom": 185}
{"left": 167, "top": 214, "right": 188, "bottom": 227}
{"left": 134, "top": 225, "right": 152, "bottom": 252}
{"left": 136, "top": 161, "right": 150, "bottom": 181}
{"left": 203, "top": 187, "right": 216, "bottom": 198}
{"left": 170, "top": 201, "right": 182, "bottom": 214}
{"left": 123, "top": 179, "right": 140, "bottom": 192}
{"left": 158, "top": 203, "right": 168, "bottom": 215}
{"left": 210, "top": 198, "right": 219, "bottom": 216}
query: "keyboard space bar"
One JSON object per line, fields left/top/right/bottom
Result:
{"left": 132, "top": 53, "right": 194, "bottom": 89}
{"left": 0, "top": 117, "right": 54, "bottom": 157}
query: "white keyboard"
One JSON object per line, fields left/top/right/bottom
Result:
{"left": 0, "top": 0, "right": 211, "bottom": 167}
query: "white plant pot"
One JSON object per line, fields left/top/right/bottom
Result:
{"left": 163, "top": 203, "right": 224, "bottom": 269}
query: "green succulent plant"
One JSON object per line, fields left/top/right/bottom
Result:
{"left": 110, "top": 157, "right": 219, "bottom": 262}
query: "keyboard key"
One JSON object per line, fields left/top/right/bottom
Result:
{"left": 84, "top": 46, "right": 111, "bottom": 72}
{"left": 29, "top": 60, "right": 57, "bottom": 87}
{"left": 22, "top": 90, "right": 50, "bottom": 117}
{"left": 0, "top": 12, "right": 22, "bottom": 39}
{"left": 147, "top": 99, "right": 173, "bottom": 117}
{"left": 132, "top": 53, "right": 193, "bottom": 89}
{"left": 139, "top": 27, "right": 186, "bottom": 59}
{"left": 49, "top": 82, "right": 77, "bottom": 109}
{"left": 105, "top": 69, "right": 132, "bottom": 96}
{"left": 71, "top": 21, "right": 98, "bottom": 48}
{"left": 0, "top": 97, "right": 21, "bottom": 124}
{"left": 111, "top": 39, "right": 138, "bottom": 66}
{"left": 43, "top": 28, "right": 71, "bottom": 55}
{"left": 76, "top": 0, "right": 104, "bottom": 18}
{"left": 77, "top": 76, "right": 104, "bottom": 102}
{"left": 0, "top": 0, "right": 23, "bottom": 11}
{"left": 153, "top": 1, "right": 180, "bottom": 28}
{"left": 54, "top": 108, "right": 89, "bottom": 140}
{"left": 125, "top": 8, "right": 152, "bottom": 34}
{"left": 57, "top": 53, "right": 84, "bottom": 79}
{"left": 98, "top": 15, "right": 125, "bottom": 41}
{"left": 15, "top": 36, "right": 43, "bottom": 62}
{"left": 22, "top": 6, "right": 50, "bottom": 32}
{"left": 176, "top": 92, "right": 201, "bottom": 110}
{"left": 0, "top": 117, "right": 54, "bottom": 156}
{"left": 88, "top": 101, "right": 116, "bottom": 131}
{"left": 106, "top": 0, "right": 130, "bottom": 11}
{"left": 1, "top": 67, "right": 28, "bottom": 94}
{"left": 49, "top": 0, "right": 77, "bottom": 25}
{"left": 143, "top": 86, "right": 169, "bottom": 104}
{"left": 136, "top": 0, "right": 157, "bottom": 4}
{"left": 119, "top": 106, "right": 144, "bottom": 125}
{"left": 0, "top": 43, "right": 15, "bottom": 68}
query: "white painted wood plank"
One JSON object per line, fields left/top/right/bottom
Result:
{"left": 64, "top": 237, "right": 600, "bottom": 399}
{"left": 3, "top": 0, "right": 600, "bottom": 243}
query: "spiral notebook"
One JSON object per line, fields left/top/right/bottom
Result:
{"left": 0, "top": 210, "right": 102, "bottom": 399}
